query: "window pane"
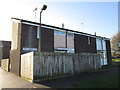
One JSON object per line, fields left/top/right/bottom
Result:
{"left": 88, "top": 37, "right": 91, "bottom": 44}
{"left": 67, "top": 33, "right": 74, "bottom": 37}
{"left": 54, "top": 30, "right": 65, "bottom": 36}
{"left": 37, "top": 27, "right": 39, "bottom": 38}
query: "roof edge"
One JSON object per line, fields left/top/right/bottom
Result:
{"left": 11, "top": 17, "right": 110, "bottom": 40}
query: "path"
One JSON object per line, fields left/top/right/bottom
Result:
{"left": 0, "top": 67, "right": 49, "bottom": 89}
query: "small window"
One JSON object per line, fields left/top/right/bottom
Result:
{"left": 67, "top": 33, "right": 74, "bottom": 37}
{"left": 88, "top": 37, "right": 91, "bottom": 44}
{"left": 37, "top": 27, "right": 39, "bottom": 38}
{"left": 23, "top": 48, "right": 37, "bottom": 51}
{"left": 54, "top": 30, "right": 65, "bottom": 36}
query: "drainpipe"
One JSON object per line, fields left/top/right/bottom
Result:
{"left": 65, "top": 30, "right": 68, "bottom": 53}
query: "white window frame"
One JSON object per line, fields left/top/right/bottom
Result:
{"left": 88, "top": 37, "right": 91, "bottom": 45}
{"left": 37, "top": 27, "right": 39, "bottom": 39}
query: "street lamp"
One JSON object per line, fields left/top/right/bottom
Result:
{"left": 38, "top": 5, "right": 47, "bottom": 52}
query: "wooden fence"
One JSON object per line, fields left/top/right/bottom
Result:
{"left": 1, "top": 59, "right": 9, "bottom": 71}
{"left": 21, "top": 52, "right": 101, "bottom": 82}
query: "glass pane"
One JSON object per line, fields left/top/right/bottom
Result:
{"left": 37, "top": 27, "right": 39, "bottom": 38}
{"left": 54, "top": 30, "right": 65, "bottom": 36}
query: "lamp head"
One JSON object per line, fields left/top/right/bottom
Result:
{"left": 41, "top": 5, "right": 47, "bottom": 11}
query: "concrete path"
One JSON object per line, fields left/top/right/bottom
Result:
{"left": 0, "top": 67, "right": 49, "bottom": 89}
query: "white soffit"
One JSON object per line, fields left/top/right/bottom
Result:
{"left": 19, "top": 20, "right": 109, "bottom": 40}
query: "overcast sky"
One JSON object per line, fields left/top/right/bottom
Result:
{"left": 0, "top": 0, "right": 119, "bottom": 41}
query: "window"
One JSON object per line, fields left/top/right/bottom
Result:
{"left": 23, "top": 48, "right": 37, "bottom": 51}
{"left": 37, "top": 27, "right": 39, "bottom": 38}
{"left": 54, "top": 30, "right": 65, "bottom": 36}
{"left": 88, "top": 37, "right": 91, "bottom": 44}
{"left": 54, "top": 48, "right": 75, "bottom": 53}
{"left": 67, "top": 33, "right": 74, "bottom": 37}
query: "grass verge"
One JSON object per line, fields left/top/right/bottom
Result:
{"left": 73, "top": 72, "right": 119, "bottom": 88}
{"left": 112, "top": 58, "right": 120, "bottom": 62}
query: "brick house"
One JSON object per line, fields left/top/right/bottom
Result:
{"left": 10, "top": 18, "right": 112, "bottom": 76}
{"left": 0, "top": 41, "right": 11, "bottom": 66}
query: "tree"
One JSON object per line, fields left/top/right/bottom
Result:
{"left": 111, "top": 31, "right": 120, "bottom": 57}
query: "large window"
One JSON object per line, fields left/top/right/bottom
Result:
{"left": 96, "top": 38, "right": 107, "bottom": 65}
{"left": 67, "top": 32, "right": 74, "bottom": 50}
{"left": 54, "top": 30, "right": 74, "bottom": 53}
{"left": 54, "top": 30, "right": 66, "bottom": 48}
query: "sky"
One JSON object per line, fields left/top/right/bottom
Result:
{"left": 0, "top": 0, "right": 119, "bottom": 41}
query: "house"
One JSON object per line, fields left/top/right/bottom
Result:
{"left": 10, "top": 17, "right": 112, "bottom": 76}
{"left": 0, "top": 41, "right": 11, "bottom": 66}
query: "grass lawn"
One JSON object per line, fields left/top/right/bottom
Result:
{"left": 112, "top": 58, "right": 120, "bottom": 62}
{"left": 73, "top": 72, "right": 119, "bottom": 88}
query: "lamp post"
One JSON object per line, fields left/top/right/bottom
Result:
{"left": 38, "top": 5, "right": 47, "bottom": 52}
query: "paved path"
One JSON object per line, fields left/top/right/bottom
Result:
{"left": 0, "top": 67, "right": 49, "bottom": 89}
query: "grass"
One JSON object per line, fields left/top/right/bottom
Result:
{"left": 112, "top": 58, "right": 120, "bottom": 62}
{"left": 34, "top": 74, "right": 74, "bottom": 82}
{"left": 112, "top": 58, "right": 120, "bottom": 67}
{"left": 73, "top": 72, "right": 119, "bottom": 88}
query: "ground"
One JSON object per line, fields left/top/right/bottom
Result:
{"left": 0, "top": 67, "right": 49, "bottom": 89}
{"left": 38, "top": 64, "right": 119, "bottom": 88}
{"left": 0, "top": 62, "right": 119, "bottom": 89}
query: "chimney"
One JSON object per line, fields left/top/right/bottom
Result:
{"left": 94, "top": 32, "right": 96, "bottom": 36}
{"left": 62, "top": 23, "right": 64, "bottom": 28}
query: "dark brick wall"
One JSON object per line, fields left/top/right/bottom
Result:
{"left": 41, "top": 28, "right": 54, "bottom": 52}
{"left": 21, "top": 24, "right": 38, "bottom": 54}
{"left": 21, "top": 24, "right": 54, "bottom": 53}
{"left": 10, "top": 22, "right": 21, "bottom": 76}
{"left": 74, "top": 34, "right": 97, "bottom": 53}
{"left": 10, "top": 50, "right": 20, "bottom": 76}
{"left": 2, "top": 46, "right": 11, "bottom": 59}
{"left": 0, "top": 41, "right": 11, "bottom": 59}
{"left": 106, "top": 40, "right": 112, "bottom": 65}
{"left": 10, "top": 22, "right": 54, "bottom": 76}
{"left": 0, "top": 41, "right": 11, "bottom": 67}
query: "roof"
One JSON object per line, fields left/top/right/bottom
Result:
{"left": 0, "top": 41, "right": 11, "bottom": 47}
{"left": 11, "top": 17, "right": 110, "bottom": 40}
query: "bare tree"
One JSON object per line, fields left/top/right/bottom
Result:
{"left": 111, "top": 31, "right": 120, "bottom": 57}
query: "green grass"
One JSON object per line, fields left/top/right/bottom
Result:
{"left": 112, "top": 58, "right": 120, "bottom": 62}
{"left": 73, "top": 72, "right": 119, "bottom": 88}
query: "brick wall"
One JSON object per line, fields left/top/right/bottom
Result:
{"left": 10, "top": 50, "right": 21, "bottom": 76}
{"left": 10, "top": 21, "right": 21, "bottom": 76}
{"left": 74, "top": 34, "right": 97, "bottom": 53}
{"left": 21, "top": 24, "right": 38, "bottom": 54}
{"left": 41, "top": 28, "right": 54, "bottom": 52}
